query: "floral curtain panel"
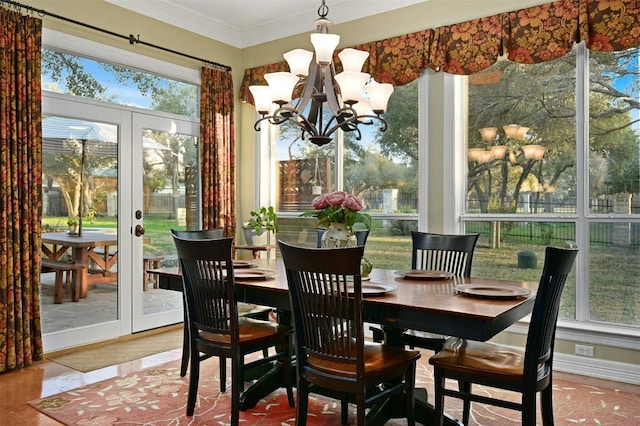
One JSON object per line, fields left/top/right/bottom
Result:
{"left": 239, "top": 0, "right": 640, "bottom": 102}
{"left": 0, "top": 8, "right": 44, "bottom": 372}
{"left": 200, "top": 66, "right": 236, "bottom": 237}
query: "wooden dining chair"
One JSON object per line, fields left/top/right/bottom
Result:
{"left": 371, "top": 231, "right": 479, "bottom": 351}
{"left": 172, "top": 228, "right": 225, "bottom": 377}
{"left": 278, "top": 240, "right": 421, "bottom": 426}
{"left": 172, "top": 236, "right": 294, "bottom": 424}
{"left": 170, "top": 228, "right": 274, "bottom": 379}
{"left": 429, "top": 246, "right": 578, "bottom": 426}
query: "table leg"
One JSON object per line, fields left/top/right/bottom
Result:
{"left": 368, "top": 325, "right": 463, "bottom": 426}
{"left": 238, "top": 310, "right": 292, "bottom": 410}
{"left": 73, "top": 247, "right": 89, "bottom": 298}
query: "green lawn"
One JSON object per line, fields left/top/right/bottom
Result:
{"left": 40, "top": 216, "right": 639, "bottom": 326}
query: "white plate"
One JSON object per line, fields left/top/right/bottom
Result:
{"left": 347, "top": 283, "right": 397, "bottom": 297}
{"left": 231, "top": 260, "right": 257, "bottom": 268}
{"left": 227, "top": 269, "right": 275, "bottom": 279}
{"left": 455, "top": 284, "right": 531, "bottom": 299}
{"left": 395, "top": 269, "right": 454, "bottom": 280}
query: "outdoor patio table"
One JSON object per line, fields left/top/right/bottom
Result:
{"left": 41, "top": 231, "right": 120, "bottom": 298}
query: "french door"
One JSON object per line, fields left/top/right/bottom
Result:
{"left": 42, "top": 94, "right": 198, "bottom": 351}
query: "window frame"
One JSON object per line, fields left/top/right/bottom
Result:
{"left": 456, "top": 43, "right": 639, "bottom": 350}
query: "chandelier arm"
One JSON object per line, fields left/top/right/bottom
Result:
{"left": 357, "top": 114, "right": 389, "bottom": 132}
{"left": 322, "top": 65, "right": 342, "bottom": 116}
{"left": 295, "top": 59, "right": 319, "bottom": 116}
{"left": 274, "top": 105, "right": 319, "bottom": 136}
{"left": 322, "top": 106, "right": 359, "bottom": 137}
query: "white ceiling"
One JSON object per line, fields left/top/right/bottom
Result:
{"left": 104, "top": 0, "right": 432, "bottom": 48}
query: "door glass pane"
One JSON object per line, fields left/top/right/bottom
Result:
{"left": 142, "top": 129, "right": 198, "bottom": 317}
{"left": 41, "top": 115, "right": 119, "bottom": 333}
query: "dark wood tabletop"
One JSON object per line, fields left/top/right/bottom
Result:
{"left": 150, "top": 260, "right": 536, "bottom": 342}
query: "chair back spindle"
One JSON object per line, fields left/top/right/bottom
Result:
{"left": 411, "top": 231, "right": 479, "bottom": 276}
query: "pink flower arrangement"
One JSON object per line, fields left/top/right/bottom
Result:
{"left": 301, "top": 190, "right": 372, "bottom": 229}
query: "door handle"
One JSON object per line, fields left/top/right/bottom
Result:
{"left": 135, "top": 224, "right": 145, "bottom": 237}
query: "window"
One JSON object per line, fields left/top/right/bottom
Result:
{"left": 463, "top": 43, "right": 639, "bottom": 328}
{"left": 42, "top": 49, "right": 198, "bottom": 117}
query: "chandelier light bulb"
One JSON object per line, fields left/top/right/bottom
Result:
{"left": 310, "top": 33, "right": 340, "bottom": 65}
{"left": 366, "top": 80, "right": 394, "bottom": 113}
{"left": 352, "top": 99, "right": 372, "bottom": 121}
{"left": 264, "top": 72, "right": 299, "bottom": 104}
{"left": 503, "top": 124, "right": 521, "bottom": 139}
{"left": 248, "top": 85, "right": 273, "bottom": 115}
{"left": 283, "top": 49, "right": 314, "bottom": 77}
{"left": 479, "top": 127, "right": 498, "bottom": 141}
{"left": 335, "top": 71, "right": 370, "bottom": 104}
{"left": 338, "top": 48, "right": 369, "bottom": 72}
{"left": 522, "top": 144, "right": 546, "bottom": 160}
{"left": 516, "top": 126, "right": 530, "bottom": 141}
{"left": 490, "top": 145, "right": 507, "bottom": 159}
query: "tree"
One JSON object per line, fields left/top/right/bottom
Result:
{"left": 375, "top": 81, "right": 419, "bottom": 161}
{"left": 42, "top": 50, "right": 197, "bottom": 218}
{"left": 466, "top": 49, "right": 639, "bottom": 212}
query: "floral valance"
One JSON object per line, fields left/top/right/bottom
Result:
{"left": 240, "top": 0, "right": 640, "bottom": 103}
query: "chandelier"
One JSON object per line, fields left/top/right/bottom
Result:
{"left": 249, "top": 1, "right": 394, "bottom": 147}
{"left": 468, "top": 125, "right": 546, "bottom": 163}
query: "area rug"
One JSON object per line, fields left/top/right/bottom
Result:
{"left": 29, "top": 358, "right": 640, "bottom": 425}
{"left": 46, "top": 327, "right": 183, "bottom": 372}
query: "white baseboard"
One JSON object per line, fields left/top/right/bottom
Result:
{"left": 553, "top": 352, "right": 640, "bottom": 386}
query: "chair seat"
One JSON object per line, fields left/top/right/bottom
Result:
{"left": 199, "top": 317, "right": 291, "bottom": 347}
{"left": 430, "top": 340, "right": 527, "bottom": 382}
{"left": 307, "top": 341, "right": 420, "bottom": 379}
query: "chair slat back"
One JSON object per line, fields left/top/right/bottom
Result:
{"left": 411, "top": 232, "right": 479, "bottom": 276}
{"left": 171, "top": 228, "right": 224, "bottom": 239}
{"left": 172, "top": 236, "right": 237, "bottom": 339}
{"left": 279, "top": 241, "right": 365, "bottom": 367}
{"left": 524, "top": 246, "right": 577, "bottom": 379}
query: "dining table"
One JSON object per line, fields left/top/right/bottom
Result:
{"left": 149, "top": 259, "right": 537, "bottom": 426}
{"left": 41, "top": 231, "right": 120, "bottom": 299}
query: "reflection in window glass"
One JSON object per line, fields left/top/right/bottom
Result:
{"left": 587, "top": 48, "right": 640, "bottom": 326}
{"left": 466, "top": 55, "right": 576, "bottom": 215}
{"left": 42, "top": 49, "right": 198, "bottom": 118}
{"left": 588, "top": 49, "right": 639, "bottom": 214}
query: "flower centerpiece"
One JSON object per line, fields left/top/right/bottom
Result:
{"left": 302, "top": 191, "right": 371, "bottom": 248}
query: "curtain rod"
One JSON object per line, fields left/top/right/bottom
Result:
{"left": 2, "top": 0, "right": 232, "bottom": 72}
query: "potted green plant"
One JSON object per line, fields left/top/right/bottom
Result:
{"left": 243, "top": 206, "right": 278, "bottom": 246}
{"left": 67, "top": 216, "right": 79, "bottom": 235}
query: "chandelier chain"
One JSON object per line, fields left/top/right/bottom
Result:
{"left": 318, "top": 0, "right": 328, "bottom": 19}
